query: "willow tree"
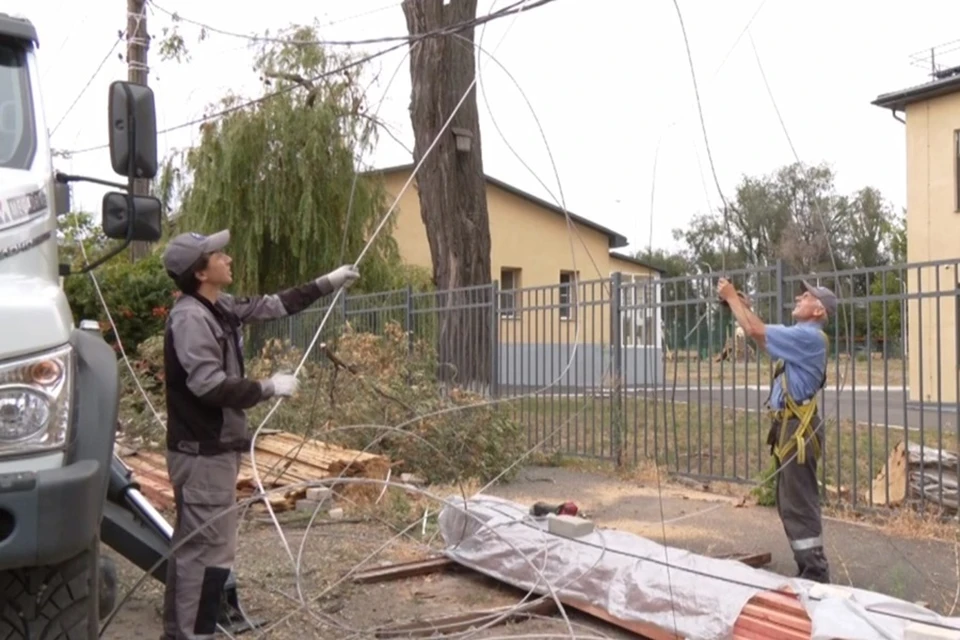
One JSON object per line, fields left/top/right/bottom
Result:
{"left": 174, "top": 24, "right": 401, "bottom": 298}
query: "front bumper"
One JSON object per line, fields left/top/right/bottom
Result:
{"left": 0, "top": 458, "right": 102, "bottom": 569}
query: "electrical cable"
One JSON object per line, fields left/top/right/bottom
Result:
{"left": 148, "top": 0, "right": 542, "bottom": 47}
{"left": 49, "top": 34, "right": 124, "bottom": 138}
{"left": 56, "top": 0, "right": 560, "bottom": 158}
{"left": 246, "top": 0, "right": 547, "bottom": 610}
{"left": 77, "top": 2, "right": 954, "bottom": 636}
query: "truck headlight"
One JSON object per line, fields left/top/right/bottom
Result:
{"left": 0, "top": 345, "right": 73, "bottom": 453}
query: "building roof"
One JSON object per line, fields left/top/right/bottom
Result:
{"left": 370, "top": 163, "right": 629, "bottom": 249}
{"left": 872, "top": 71, "right": 960, "bottom": 111}
{"left": 608, "top": 251, "right": 665, "bottom": 274}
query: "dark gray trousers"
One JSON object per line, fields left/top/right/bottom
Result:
{"left": 162, "top": 451, "right": 240, "bottom": 639}
{"left": 771, "top": 414, "right": 830, "bottom": 583}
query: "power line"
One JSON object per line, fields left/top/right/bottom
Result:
{"left": 149, "top": 0, "right": 403, "bottom": 44}
{"left": 148, "top": 0, "right": 540, "bottom": 47}
{"left": 49, "top": 33, "right": 125, "bottom": 137}
{"left": 56, "top": 0, "right": 560, "bottom": 158}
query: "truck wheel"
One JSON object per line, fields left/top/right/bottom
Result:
{"left": 0, "top": 539, "right": 100, "bottom": 639}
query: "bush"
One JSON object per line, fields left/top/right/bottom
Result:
{"left": 64, "top": 250, "right": 177, "bottom": 356}
{"left": 116, "top": 321, "right": 527, "bottom": 486}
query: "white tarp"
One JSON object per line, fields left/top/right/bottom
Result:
{"left": 437, "top": 494, "right": 960, "bottom": 640}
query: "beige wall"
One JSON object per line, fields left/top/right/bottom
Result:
{"left": 380, "top": 169, "right": 659, "bottom": 346}
{"left": 904, "top": 92, "right": 960, "bottom": 403}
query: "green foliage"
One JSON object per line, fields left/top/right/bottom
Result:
{"left": 173, "top": 22, "right": 403, "bottom": 297}
{"left": 751, "top": 457, "right": 778, "bottom": 507}
{"left": 118, "top": 321, "right": 526, "bottom": 486}
{"left": 671, "top": 161, "right": 903, "bottom": 276}
{"left": 59, "top": 213, "right": 177, "bottom": 355}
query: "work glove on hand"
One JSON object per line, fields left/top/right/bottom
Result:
{"left": 321, "top": 264, "right": 361, "bottom": 290}
{"left": 264, "top": 372, "right": 299, "bottom": 398}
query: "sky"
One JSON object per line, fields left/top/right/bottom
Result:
{"left": 10, "top": 0, "right": 960, "bottom": 264}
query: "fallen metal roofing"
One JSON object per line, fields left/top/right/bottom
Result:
{"left": 438, "top": 494, "right": 960, "bottom": 640}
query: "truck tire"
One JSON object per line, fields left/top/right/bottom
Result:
{"left": 0, "top": 539, "right": 100, "bottom": 640}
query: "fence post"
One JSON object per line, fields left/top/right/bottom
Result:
{"left": 490, "top": 280, "right": 499, "bottom": 398}
{"left": 610, "top": 272, "right": 625, "bottom": 466}
{"left": 405, "top": 285, "right": 414, "bottom": 354}
{"left": 775, "top": 259, "right": 788, "bottom": 325}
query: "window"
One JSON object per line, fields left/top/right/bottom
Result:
{"left": 0, "top": 42, "right": 37, "bottom": 170}
{"left": 499, "top": 267, "right": 520, "bottom": 317}
{"left": 619, "top": 273, "right": 658, "bottom": 347}
{"left": 955, "top": 130, "right": 960, "bottom": 212}
{"left": 559, "top": 270, "right": 578, "bottom": 320}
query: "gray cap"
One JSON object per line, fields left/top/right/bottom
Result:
{"left": 802, "top": 280, "right": 838, "bottom": 318}
{"left": 162, "top": 230, "right": 230, "bottom": 277}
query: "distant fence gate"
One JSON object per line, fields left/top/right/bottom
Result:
{"left": 256, "top": 257, "right": 960, "bottom": 516}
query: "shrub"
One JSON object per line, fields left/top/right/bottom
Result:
{"left": 116, "top": 321, "right": 526, "bottom": 486}
{"left": 63, "top": 250, "right": 177, "bottom": 356}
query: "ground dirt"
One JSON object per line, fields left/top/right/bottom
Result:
{"left": 101, "top": 463, "right": 960, "bottom": 639}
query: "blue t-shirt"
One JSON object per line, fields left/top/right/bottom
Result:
{"left": 765, "top": 321, "right": 828, "bottom": 409}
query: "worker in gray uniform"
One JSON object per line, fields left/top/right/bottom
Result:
{"left": 717, "top": 277, "right": 837, "bottom": 584}
{"left": 160, "top": 229, "right": 360, "bottom": 639}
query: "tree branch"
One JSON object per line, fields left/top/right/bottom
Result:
{"left": 264, "top": 71, "right": 319, "bottom": 107}
{"left": 320, "top": 343, "right": 417, "bottom": 417}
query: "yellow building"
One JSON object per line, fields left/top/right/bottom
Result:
{"left": 371, "top": 163, "right": 665, "bottom": 388}
{"left": 873, "top": 70, "right": 960, "bottom": 403}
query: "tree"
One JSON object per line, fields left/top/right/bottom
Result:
{"left": 402, "top": 0, "right": 493, "bottom": 391}
{"left": 170, "top": 23, "right": 402, "bottom": 297}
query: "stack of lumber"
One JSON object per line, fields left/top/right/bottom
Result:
{"left": 872, "top": 440, "right": 959, "bottom": 512}
{"left": 117, "top": 431, "right": 390, "bottom": 512}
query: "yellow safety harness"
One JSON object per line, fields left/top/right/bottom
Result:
{"left": 768, "top": 330, "right": 829, "bottom": 465}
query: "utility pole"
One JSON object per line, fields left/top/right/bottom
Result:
{"left": 126, "top": 0, "right": 151, "bottom": 261}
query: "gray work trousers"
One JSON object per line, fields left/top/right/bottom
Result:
{"left": 162, "top": 451, "right": 240, "bottom": 639}
{"left": 769, "top": 414, "right": 830, "bottom": 584}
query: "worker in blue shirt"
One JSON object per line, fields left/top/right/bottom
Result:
{"left": 718, "top": 277, "right": 837, "bottom": 584}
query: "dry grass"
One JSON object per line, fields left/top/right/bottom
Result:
{"left": 660, "top": 353, "right": 905, "bottom": 387}
{"left": 506, "top": 395, "right": 957, "bottom": 513}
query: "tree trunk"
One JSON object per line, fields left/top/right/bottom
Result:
{"left": 402, "top": 0, "right": 493, "bottom": 393}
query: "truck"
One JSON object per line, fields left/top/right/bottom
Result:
{"left": 0, "top": 13, "right": 256, "bottom": 638}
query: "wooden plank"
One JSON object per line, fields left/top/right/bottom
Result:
{"left": 351, "top": 557, "right": 456, "bottom": 584}
{"left": 714, "top": 552, "right": 773, "bottom": 568}
{"left": 269, "top": 431, "right": 384, "bottom": 462}
{"left": 561, "top": 596, "right": 681, "bottom": 640}
{"left": 374, "top": 600, "right": 557, "bottom": 638}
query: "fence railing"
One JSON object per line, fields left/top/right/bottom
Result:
{"left": 255, "top": 257, "right": 960, "bottom": 516}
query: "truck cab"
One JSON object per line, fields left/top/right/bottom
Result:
{"left": 0, "top": 12, "right": 165, "bottom": 639}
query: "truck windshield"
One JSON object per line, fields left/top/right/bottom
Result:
{"left": 0, "top": 40, "right": 36, "bottom": 170}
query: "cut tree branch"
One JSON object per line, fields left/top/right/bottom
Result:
{"left": 320, "top": 343, "right": 417, "bottom": 417}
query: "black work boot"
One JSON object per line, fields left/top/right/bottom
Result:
{"left": 795, "top": 547, "right": 830, "bottom": 584}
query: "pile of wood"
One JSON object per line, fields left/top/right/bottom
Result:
{"left": 871, "top": 440, "right": 959, "bottom": 512}
{"left": 117, "top": 430, "right": 390, "bottom": 513}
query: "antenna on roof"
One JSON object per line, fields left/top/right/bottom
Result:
{"left": 908, "top": 39, "right": 960, "bottom": 80}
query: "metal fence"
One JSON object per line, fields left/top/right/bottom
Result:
{"left": 255, "top": 257, "right": 960, "bottom": 515}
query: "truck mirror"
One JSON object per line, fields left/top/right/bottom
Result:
{"left": 53, "top": 181, "right": 70, "bottom": 216}
{"left": 107, "top": 80, "right": 158, "bottom": 180}
{"left": 101, "top": 192, "right": 162, "bottom": 242}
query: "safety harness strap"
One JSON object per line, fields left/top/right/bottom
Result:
{"left": 770, "top": 330, "right": 829, "bottom": 465}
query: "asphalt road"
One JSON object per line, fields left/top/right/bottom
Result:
{"left": 636, "top": 385, "right": 956, "bottom": 433}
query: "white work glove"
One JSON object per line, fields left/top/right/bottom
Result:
{"left": 322, "top": 264, "right": 360, "bottom": 290}
{"left": 266, "top": 373, "right": 299, "bottom": 397}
